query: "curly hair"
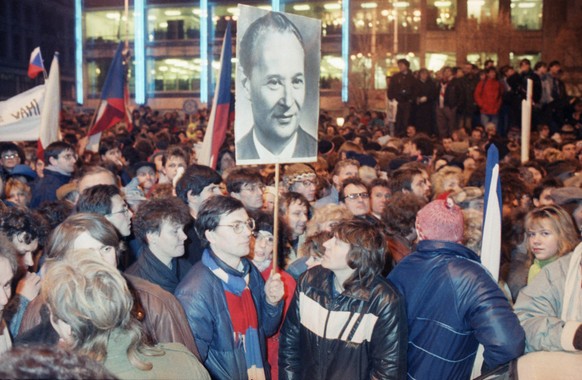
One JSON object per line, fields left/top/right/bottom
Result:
{"left": 133, "top": 197, "right": 191, "bottom": 244}
{"left": 306, "top": 204, "right": 352, "bottom": 237}
{"left": 382, "top": 192, "right": 426, "bottom": 236}
{"left": 0, "top": 206, "right": 49, "bottom": 245}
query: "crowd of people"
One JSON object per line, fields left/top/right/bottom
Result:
{"left": 0, "top": 58, "right": 581, "bottom": 379}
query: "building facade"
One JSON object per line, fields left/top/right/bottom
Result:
{"left": 1, "top": 0, "right": 581, "bottom": 112}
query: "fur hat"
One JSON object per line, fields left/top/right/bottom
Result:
{"left": 416, "top": 198, "right": 464, "bottom": 243}
{"left": 283, "top": 164, "right": 316, "bottom": 188}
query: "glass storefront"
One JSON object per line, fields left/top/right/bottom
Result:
{"left": 353, "top": 0, "right": 421, "bottom": 34}
{"left": 147, "top": 58, "right": 201, "bottom": 93}
{"left": 86, "top": 10, "right": 134, "bottom": 43}
{"left": 511, "top": 0, "right": 542, "bottom": 30}
{"left": 282, "top": 1, "right": 343, "bottom": 37}
{"left": 147, "top": 7, "right": 201, "bottom": 41}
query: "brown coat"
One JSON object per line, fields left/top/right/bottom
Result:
{"left": 19, "top": 274, "right": 200, "bottom": 361}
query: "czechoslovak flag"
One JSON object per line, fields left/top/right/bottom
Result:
{"left": 28, "top": 47, "right": 45, "bottom": 79}
{"left": 198, "top": 22, "right": 232, "bottom": 169}
{"left": 86, "top": 42, "right": 126, "bottom": 152}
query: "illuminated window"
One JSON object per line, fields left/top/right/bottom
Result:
{"left": 425, "top": 52, "right": 456, "bottom": 72}
{"left": 466, "top": 52, "right": 498, "bottom": 68}
{"left": 376, "top": 54, "right": 419, "bottom": 89}
{"left": 352, "top": 0, "right": 421, "bottom": 34}
{"left": 147, "top": 7, "right": 201, "bottom": 41}
{"left": 283, "top": 1, "right": 344, "bottom": 37}
{"left": 467, "top": 0, "right": 498, "bottom": 23}
{"left": 147, "top": 58, "right": 201, "bottom": 93}
{"left": 509, "top": 52, "right": 541, "bottom": 68}
{"left": 87, "top": 58, "right": 135, "bottom": 98}
{"left": 511, "top": 0, "right": 542, "bottom": 30}
{"left": 320, "top": 54, "right": 343, "bottom": 90}
{"left": 86, "top": 10, "right": 135, "bottom": 43}
{"left": 427, "top": 0, "right": 457, "bottom": 30}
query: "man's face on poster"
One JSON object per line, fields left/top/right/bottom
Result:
{"left": 244, "top": 31, "right": 305, "bottom": 143}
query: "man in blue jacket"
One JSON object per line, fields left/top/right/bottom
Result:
{"left": 175, "top": 195, "right": 284, "bottom": 379}
{"left": 388, "top": 198, "right": 525, "bottom": 379}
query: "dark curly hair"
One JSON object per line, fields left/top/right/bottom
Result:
{"left": 0, "top": 206, "right": 49, "bottom": 245}
{"left": 133, "top": 197, "right": 191, "bottom": 244}
{"left": 382, "top": 192, "right": 426, "bottom": 236}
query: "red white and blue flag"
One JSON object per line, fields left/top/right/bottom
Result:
{"left": 199, "top": 23, "right": 232, "bottom": 169}
{"left": 28, "top": 47, "right": 45, "bottom": 79}
{"left": 481, "top": 144, "right": 502, "bottom": 281}
{"left": 472, "top": 143, "right": 502, "bottom": 378}
{"left": 86, "top": 42, "right": 127, "bottom": 152}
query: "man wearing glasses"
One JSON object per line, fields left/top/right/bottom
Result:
{"left": 76, "top": 184, "right": 133, "bottom": 238}
{"left": 226, "top": 167, "right": 265, "bottom": 214}
{"left": 340, "top": 177, "right": 371, "bottom": 216}
{"left": 176, "top": 195, "right": 284, "bottom": 380}
{"left": 0, "top": 142, "right": 23, "bottom": 173}
{"left": 30, "top": 141, "right": 77, "bottom": 209}
{"left": 75, "top": 184, "right": 135, "bottom": 269}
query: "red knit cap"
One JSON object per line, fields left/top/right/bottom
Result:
{"left": 415, "top": 198, "right": 464, "bottom": 243}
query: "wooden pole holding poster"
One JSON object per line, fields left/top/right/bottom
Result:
{"left": 272, "top": 163, "right": 281, "bottom": 274}
{"left": 234, "top": 5, "right": 321, "bottom": 275}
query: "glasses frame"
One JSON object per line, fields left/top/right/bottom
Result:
{"left": 342, "top": 192, "right": 370, "bottom": 201}
{"left": 217, "top": 218, "right": 255, "bottom": 234}
{"left": 108, "top": 205, "right": 131, "bottom": 216}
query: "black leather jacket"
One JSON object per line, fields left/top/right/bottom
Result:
{"left": 279, "top": 266, "right": 407, "bottom": 380}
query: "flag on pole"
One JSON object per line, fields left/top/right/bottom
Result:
{"left": 28, "top": 47, "right": 45, "bottom": 79}
{"left": 198, "top": 23, "right": 232, "bottom": 169}
{"left": 471, "top": 143, "right": 502, "bottom": 379}
{"left": 481, "top": 144, "right": 502, "bottom": 281}
{"left": 38, "top": 53, "right": 61, "bottom": 159}
{"left": 86, "top": 42, "right": 127, "bottom": 152}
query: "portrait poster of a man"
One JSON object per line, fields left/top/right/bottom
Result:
{"left": 235, "top": 5, "right": 320, "bottom": 165}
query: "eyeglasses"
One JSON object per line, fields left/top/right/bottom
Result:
{"left": 218, "top": 218, "right": 255, "bottom": 234}
{"left": 59, "top": 153, "right": 77, "bottom": 161}
{"left": 343, "top": 192, "right": 370, "bottom": 201}
{"left": 108, "top": 205, "right": 130, "bottom": 216}
{"left": 2, "top": 153, "right": 17, "bottom": 160}
{"left": 241, "top": 184, "right": 265, "bottom": 193}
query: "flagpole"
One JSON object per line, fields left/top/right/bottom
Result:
{"left": 124, "top": 0, "right": 129, "bottom": 52}
{"left": 272, "top": 163, "right": 281, "bottom": 275}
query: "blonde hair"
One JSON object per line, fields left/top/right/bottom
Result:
{"left": 5, "top": 178, "right": 31, "bottom": 206}
{"left": 42, "top": 251, "right": 162, "bottom": 370}
{"left": 525, "top": 205, "right": 579, "bottom": 258}
{"left": 305, "top": 204, "right": 352, "bottom": 237}
{"left": 431, "top": 166, "right": 463, "bottom": 198}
